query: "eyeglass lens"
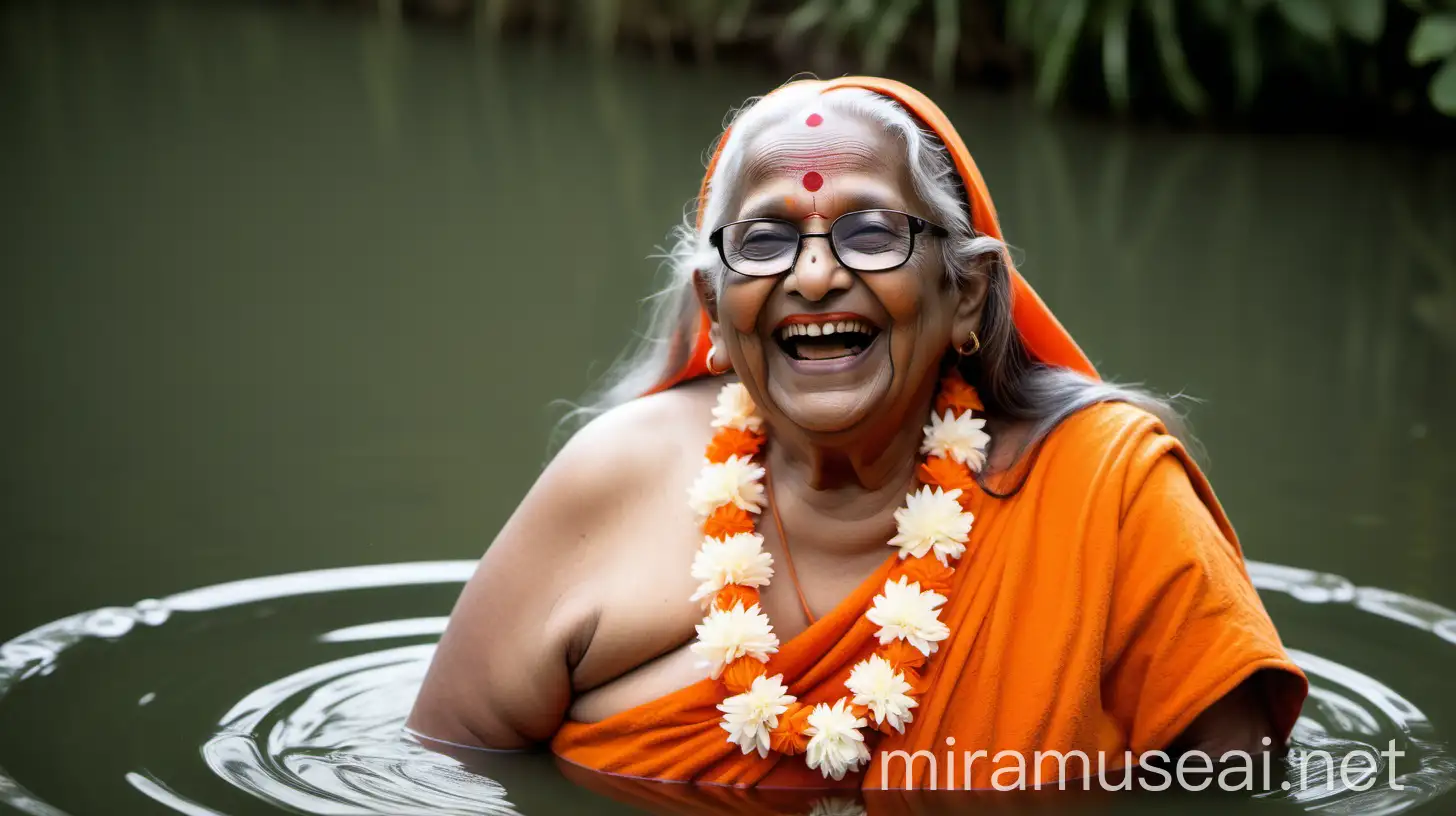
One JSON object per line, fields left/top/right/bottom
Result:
{"left": 719, "top": 210, "right": 916, "bottom": 276}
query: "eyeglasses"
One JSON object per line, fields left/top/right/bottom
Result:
{"left": 708, "top": 209, "right": 950, "bottom": 277}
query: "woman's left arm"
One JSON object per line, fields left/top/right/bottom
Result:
{"left": 1173, "top": 673, "right": 1279, "bottom": 756}
{"left": 1100, "top": 443, "right": 1307, "bottom": 758}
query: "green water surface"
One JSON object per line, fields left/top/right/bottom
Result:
{"left": 1, "top": 2, "right": 1453, "bottom": 814}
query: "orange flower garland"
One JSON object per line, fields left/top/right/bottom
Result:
{"left": 687, "top": 372, "right": 991, "bottom": 780}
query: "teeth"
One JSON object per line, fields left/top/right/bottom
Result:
{"left": 778, "top": 318, "right": 877, "bottom": 340}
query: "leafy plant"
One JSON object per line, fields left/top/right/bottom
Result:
{"left": 777, "top": 0, "right": 960, "bottom": 84}
{"left": 451, "top": 0, "right": 1456, "bottom": 121}
{"left": 1409, "top": 10, "right": 1456, "bottom": 113}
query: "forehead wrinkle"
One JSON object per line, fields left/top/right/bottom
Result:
{"left": 742, "top": 139, "right": 884, "bottom": 181}
{"left": 739, "top": 128, "right": 893, "bottom": 184}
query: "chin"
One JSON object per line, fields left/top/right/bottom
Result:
{"left": 770, "top": 388, "right": 891, "bottom": 433}
{"left": 763, "top": 334, "right": 896, "bottom": 434}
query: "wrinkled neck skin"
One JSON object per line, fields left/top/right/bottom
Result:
{"left": 758, "top": 364, "right": 939, "bottom": 545}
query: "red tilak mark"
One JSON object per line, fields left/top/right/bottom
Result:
{"left": 810, "top": 254, "right": 818, "bottom": 263}
{"left": 801, "top": 171, "right": 824, "bottom": 192}
{"left": 805, "top": 113, "right": 823, "bottom": 127}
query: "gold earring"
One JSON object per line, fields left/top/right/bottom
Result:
{"left": 956, "top": 332, "right": 981, "bottom": 356}
{"left": 705, "top": 344, "right": 732, "bottom": 376}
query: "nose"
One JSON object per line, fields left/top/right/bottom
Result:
{"left": 784, "top": 236, "right": 852, "bottom": 302}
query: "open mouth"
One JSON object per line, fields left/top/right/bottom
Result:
{"left": 774, "top": 317, "right": 882, "bottom": 362}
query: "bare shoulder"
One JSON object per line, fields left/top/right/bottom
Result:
{"left": 555, "top": 380, "right": 719, "bottom": 475}
{"left": 488, "top": 379, "right": 723, "bottom": 585}
{"left": 522, "top": 379, "right": 724, "bottom": 689}
{"left": 532, "top": 381, "right": 719, "bottom": 547}
{"left": 407, "top": 379, "right": 721, "bottom": 747}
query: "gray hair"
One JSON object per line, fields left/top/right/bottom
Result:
{"left": 567, "top": 84, "right": 1189, "bottom": 480}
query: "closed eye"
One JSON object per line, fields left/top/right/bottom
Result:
{"left": 838, "top": 225, "right": 899, "bottom": 253}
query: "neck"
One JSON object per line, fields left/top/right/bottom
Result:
{"left": 761, "top": 376, "right": 938, "bottom": 548}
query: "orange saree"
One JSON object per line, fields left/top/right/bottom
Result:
{"left": 552, "top": 403, "right": 1307, "bottom": 789}
{"left": 552, "top": 76, "right": 1306, "bottom": 790}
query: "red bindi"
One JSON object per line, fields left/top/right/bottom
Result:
{"left": 801, "top": 171, "right": 824, "bottom": 192}
{"left": 805, "top": 113, "right": 823, "bottom": 127}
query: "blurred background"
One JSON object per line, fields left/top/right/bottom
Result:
{"left": 342, "top": 0, "right": 1456, "bottom": 131}
{"left": 0, "top": 1, "right": 1454, "bottom": 815}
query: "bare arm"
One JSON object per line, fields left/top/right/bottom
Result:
{"left": 1173, "top": 673, "right": 1282, "bottom": 758}
{"left": 406, "top": 401, "right": 668, "bottom": 748}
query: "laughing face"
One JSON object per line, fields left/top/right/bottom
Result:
{"left": 703, "top": 110, "right": 973, "bottom": 437}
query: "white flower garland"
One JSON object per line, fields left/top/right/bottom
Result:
{"left": 689, "top": 380, "right": 988, "bottom": 779}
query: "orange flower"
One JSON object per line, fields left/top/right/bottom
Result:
{"left": 706, "top": 428, "right": 765, "bottom": 463}
{"left": 893, "top": 553, "right": 956, "bottom": 594}
{"left": 713, "top": 584, "right": 761, "bottom": 613}
{"left": 918, "top": 457, "right": 977, "bottom": 504}
{"left": 878, "top": 640, "right": 927, "bottom": 673}
{"left": 703, "top": 504, "right": 756, "bottom": 538}
{"left": 721, "top": 655, "right": 768, "bottom": 694}
{"left": 935, "top": 374, "right": 984, "bottom": 416}
{"left": 769, "top": 702, "right": 812, "bottom": 756}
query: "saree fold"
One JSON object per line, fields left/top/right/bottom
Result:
{"left": 551, "top": 403, "right": 1308, "bottom": 789}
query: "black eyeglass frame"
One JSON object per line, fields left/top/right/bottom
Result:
{"left": 707, "top": 208, "right": 952, "bottom": 277}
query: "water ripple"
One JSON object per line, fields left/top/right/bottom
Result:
{"left": 1, "top": 560, "right": 1453, "bottom": 815}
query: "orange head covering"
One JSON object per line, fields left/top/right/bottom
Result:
{"left": 652, "top": 76, "right": 1098, "bottom": 394}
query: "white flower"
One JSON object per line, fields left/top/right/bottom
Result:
{"left": 691, "top": 603, "right": 780, "bottom": 678}
{"left": 803, "top": 798, "right": 867, "bottom": 816}
{"left": 687, "top": 455, "right": 766, "bottom": 518}
{"left": 804, "top": 799, "right": 868, "bottom": 816}
{"left": 844, "top": 655, "right": 918, "bottom": 734}
{"left": 711, "top": 382, "right": 764, "bottom": 433}
{"left": 804, "top": 699, "right": 870, "bottom": 780}
{"left": 717, "top": 673, "right": 796, "bottom": 757}
{"left": 866, "top": 577, "right": 950, "bottom": 657}
{"left": 886, "top": 486, "right": 973, "bottom": 565}
{"left": 920, "top": 409, "right": 990, "bottom": 472}
{"left": 689, "top": 533, "right": 774, "bottom": 603}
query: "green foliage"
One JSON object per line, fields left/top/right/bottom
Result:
{"left": 1002, "top": 0, "right": 1456, "bottom": 119}
{"left": 1432, "top": 58, "right": 1456, "bottom": 113}
{"left": 1409, "top": 12, "right": 1456, "bottom": 113}
{"left": 774, "top": 0, "right": 960, "bottom": 84}
{"left": 1409, "top": 13, "right": 1456, "bottom": 62}
{"left": 461, "top": 0, "right": 1456, "bottom": 120}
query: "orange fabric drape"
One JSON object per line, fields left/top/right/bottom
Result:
{"left": 652, "top": 76, "right": 1098, "bottom": 394}
{"left": 555, "top": 77, "right": 1306, "bottom": 795}
{"left": 552, "top": 403, "right": 1308, "bottom": 790}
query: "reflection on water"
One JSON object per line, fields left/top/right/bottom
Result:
{"left": 2, "top": 561, "right": 1455, "bottom": 815}
{"left": 202, "top": 644, "right": 516, "bottom": 816}
{"left": 1, "top": 0, "right": 1453, "bottom": 814}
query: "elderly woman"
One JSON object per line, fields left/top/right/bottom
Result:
{"left": 409, "top": 77, "right": 1306, "bottom": 790}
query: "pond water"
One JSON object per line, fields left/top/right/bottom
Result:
{"left": 1, "top": 2, "right": 1454, "bottom": 815}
